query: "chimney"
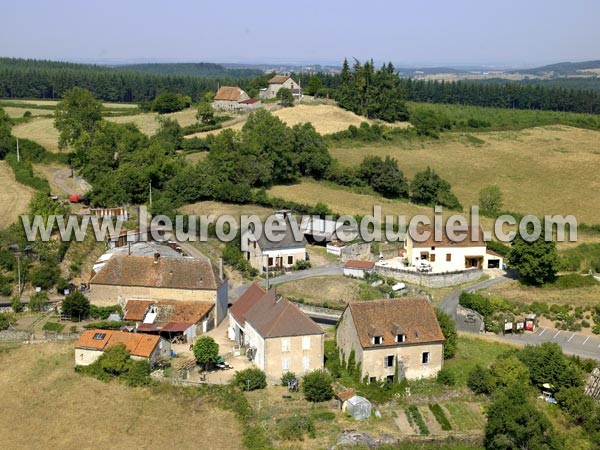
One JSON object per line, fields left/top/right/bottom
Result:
{"left": 218, "top": 257, "right": 224, "bottom": 281}
{"left": 153, "top": 252, "right": 160, "bottom": 264}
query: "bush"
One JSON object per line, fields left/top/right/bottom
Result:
{"left": 83, "top": 320, "right": 132, "bottom": 330}
{"left": 293, "top": 260, "right": 311, "bottom": 271}
{"left": 436, "top": 367, "right": 457, "bottom": 386}
{"left": 301, "top": 369, "right": 333, "bottom": 402}
{"left": 193, "top": 336, "right": 219, "bottom": 369}
{"left": 429, "top": 403, "right": 452, "bottom": 430}
{"left": 122, "top": 359, "right": 151, "bottom": 387}
{"left": 467, "top": 364, "right": 495, "bottom": 395}
{"left": 0, "top": 312, "right": 16, "bottom": 331}
{"left": 234, "top": 368, "right": 267, "bottom": 391}
{"left": 28, "top": 263, "right": 60, "bottom": 290}
{"left": 42, "top": 322, "right": 65, "bottom": 333}
{"left": 277, "top": 415, "right": 315, "bottom": 441}
{"left": 29, "top": 292, "right": 49, "bottom": 312}
{"left": 11, "top": 295, "right": 23, "bottom": 313}
{"left": 546, "top": 274, "right": 598, "bottom": 289}
{"left": 280, "top": 371, "right": 297, "bottom": 386}
{"left": 89, "top": 304, "right": 122, "bottom": 320}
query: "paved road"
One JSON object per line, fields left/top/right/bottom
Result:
{"left": 228, "top": 262, "right": 343, "bottom": 302}
{"left": 439, "top": 273, "right": 514, "bottom": 318}
{"left": 441, "top": 272, "right": 600, "bottom": 360}
{"left": 499, "top": 326, "right": 600, "bottom": 360}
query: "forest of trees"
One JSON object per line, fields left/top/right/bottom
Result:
{"left": 116, "top": 62, "right": 263, "bottom": 78}
{"left": 0, "top": 58, "right": 269, "bottom": 102}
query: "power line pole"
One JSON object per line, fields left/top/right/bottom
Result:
{"left": 16, "top": 138, "right": 20, "bottom": 163}
{"left": 149, "top": 182, "right": 153, "bottom": 208}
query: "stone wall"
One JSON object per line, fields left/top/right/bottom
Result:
{"left": 374, "top": 266, "right": 484, "bottom": 288}
{"left": 0, "top": 330, "right": 32, "bottom": 341}
{"left": 340, "top": 243, "right": 371, "bottom": 262}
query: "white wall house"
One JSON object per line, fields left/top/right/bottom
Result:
{"left": 405, "top": 225, "right": 502, "bottom": 272}
{"left": 260, "top": 75, "right": 302, "bottom": 100}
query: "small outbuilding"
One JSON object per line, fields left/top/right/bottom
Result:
{"left": 343, "top": 260, "right": 375, "bottom": 279}
{"left": 346, "top": 395, "right": 372, "bottom": 420}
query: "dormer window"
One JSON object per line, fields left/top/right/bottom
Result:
{"left": 395, "top": 334, "right": 406, "bottom": 343}
{"left": 372, "top": 336, "right": 382, "bottom": 345}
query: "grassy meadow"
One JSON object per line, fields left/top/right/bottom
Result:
{"left": 329, "top": 125, "right": 600, "bottom": 225}
{"left": 0, "top": 342, "right": 243, "bottom": 450}
{"left": 0, "top": 161, "right": 34, "bottom": 228}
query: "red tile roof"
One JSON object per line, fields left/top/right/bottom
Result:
{"left": 244, "top": 289, "right": 323, "bottom": 338}
{"left": 239, "top": 98, "right": 260, "bottom": 104}
{"left": 214, "top": 86, "right": 245, "bottom": 101}
{"left": 91, "top": 255, "right": 222, "bottom": 290}
{"left": 344, "top": 260, "right": 375, "bottom": 270}
{"left": 229, "top": 283, "right": 266, "bottom": 325}
{"left": 269, "top": 75, "right": 291, "bottom": 84}
{"left": 75, "top": 329, "right": 161, "bottom": 358}
{"left": 124, "top": 299, "right": 213, "bottom": 324}
{"left": 123, "top": 300, "right": 153, "bottom": 321}
{"left": 346, "top": 298, "right": 445, "bottom": 349}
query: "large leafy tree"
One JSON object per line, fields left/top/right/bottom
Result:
{"left": 479, "top": 185, "right": 504, "bottom": 215}
{"left": 410, "top": 166, "right": 462, "bottom": 210}
{"left": 358, "top": 155, "right": 409, "bottom": 198}
{"left": 54, "top": 87, "right": 102, "bottom": 149}
{"left": 61, "top": 290, "right": 90, "bottom": 321}
{"left": 485, "top": 383, "right": 558, "bottom": 450}
{"left": 516, "top": 342, "right": 583, "bottom": 389}
{"left": 292, "top": 123, "right": 331, "bottom": 179}
{"left": 507, "top": 227, "right": 560, "bottom": 285}
{"left": 302, "top": 369, "right": 334, "bottom": 402}
{"left": 193, "top": 336, "right": 219, "bottom": 369}
{"left": 278, "top": 88, "right": 295, "bottom": 107}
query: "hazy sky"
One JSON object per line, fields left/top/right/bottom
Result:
{"left": 1, "top": 0, "right": 598, "bottom": 67}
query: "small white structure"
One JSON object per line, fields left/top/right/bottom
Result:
{"left": 346, "top": 396, "right": 372, "bottom": 420}
{"left": 343, "top": 260, "right": 375, "bottom": 279}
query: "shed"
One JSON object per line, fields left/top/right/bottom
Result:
{"left": 346, "top": 396, "right": 372, "bottom": 420}
{"left": 343, "top": 260, "right": 375, "bottom": 279}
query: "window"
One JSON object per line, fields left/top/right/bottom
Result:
{"left": 302, "top": 356, "right": 310, "bottom": 371}
{"left": 386, "top": 375, "right": 394, "bottom": 382}
{"left": 282, "top": 338, "right": 290, "bottom": 352}
{"left": 302, "top": 336, "right": 310, "bottom": 350}
{"left": 372, "top": 336, "right": 382, "bottom": 345}
{"left": 268, "top": 257, "right": 273, "bottom": 266}
{"left": 384, "top": 355, "right": 394, "bottom": 368}
{"left": 369, "top": 377, "right": 377, "bottom": 384}
{"left": 287, "top": 256, "right": 293, "bottom": 265}
{"left": 93, "top": 332, "right": 106, "bottom": 340}
{"left": 446, "top": 253, "right": 451, "bottom": 262}
{"left": 431, "top": 246, "right": 435, "bottom": 250}
{"left": 395, "top": 334, "right": 406, "bottom": 343}
{"left": 247, "top": 252, "right": 250, "bottom": 261}
{"left": 282, "top": 357, "right": 290, "bottom": 371}
{"left": 422, "top": 352, "right": 430, "bottom": 364}
{"left": 430, "top": 254, "right": 436, "bottom": 262}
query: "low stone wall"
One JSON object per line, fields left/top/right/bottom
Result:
{"left": 0, "top": 330, "right": 32, "bottom": 342}
{"left": 374, "top": 266, "right": 484, "bottom": 288}
{"left": 340, "top": 243, "right": 371, "bottom": 262}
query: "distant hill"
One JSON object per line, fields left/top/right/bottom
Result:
{"left": 515, "top": 60, "right": 600, "bottom": 76}
{"left": 115, "top": 62, "right": 264, "bottom": 78}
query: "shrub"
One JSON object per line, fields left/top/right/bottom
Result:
{"left": 582, "top": 320, "right": 591, "bottom": 328}
{"left": 28, "top": 263, "right": 60, "bottom": 290}
{"left": 280, "top": 371, "right": 297, "bottom": 386}
{"left": 467, "top": 364, "right": 495, "bottom": 395}
{"left": 310, "top": 410, "right": 335, "bottom": 421}
{"left": 29, "top": 292, "right": 49, "bottom": 312}
{"left": 89, "top": 304, "right": 122, "bottom": 320}
{"left": 547, "top": 274, "right": 598, "bottom": 289}
{"left": 293, "top": 260, "right": 311, "bottom": 270}
{"left": 277, "top": 415, "right": 315, "bottom": 441}
{"left": 83, "top": 320, "right": 132, "bottom": 330}
{"left": 11, "top": 295, "right": 23, "bottom": 313}
{"left": 234, "top": 368, "right": 267, "bottom": 391}
{"left": 429, "top": 403, "right": 452, "bottom": 430}
{"left": 302, "top": 369, "right": 333, "bottom": 402}
{"left": 42, "top": 322, "right": 65, "bottom": 333}
{"left": 436, "top": 367, "right": 457, "bottom": 386}
{"left": 122, "top": 359, "right": 151, "bottom": 387}
{"left": 98, "top": 344, "right": 130, "bottom": 376}
{"left": 0, "top": 312, "right": 16, "bottom": 331}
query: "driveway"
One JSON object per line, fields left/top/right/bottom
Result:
{"left": 228, "top": 262, "right": 343, "bottom": 302}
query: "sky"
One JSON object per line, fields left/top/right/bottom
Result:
{"left": 0, "top": 0, "right": 598, "bottom": 67}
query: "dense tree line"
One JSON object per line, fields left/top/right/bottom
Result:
{"left": 116, "top": 62, "right": 263, "bottom": 78}
{"left": 0, "top": 58, "right": 265, "bottom": 102}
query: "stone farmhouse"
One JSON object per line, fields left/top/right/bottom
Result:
{"left": 336, "top": 298, "right": 445, "bottom": 381}
{"left": 260, "top": 75, "right": 302, "bottom": 100}
{"left": 213, "top": 86, "right": 260, "bottom": 111}
{"left": 404, "top": 225, "right": 503, "bottom": 272}
{"left": 228, "top": 284, "right": 324, "bottom": 382}
{"left": 241, "top": 219, "right": 307, "bottom": 274}
{"left": 74, "top": 329, "right": 170, "bottom": 367}
{"left": 88, "top": 253, "right": 228, "bottom": 327}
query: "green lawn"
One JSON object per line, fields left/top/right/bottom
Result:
{"left": 443, "top": 401, "right": 486, "bottom": 432}
{"left": 444, "top": 335, "right": 517, "bottom": 386}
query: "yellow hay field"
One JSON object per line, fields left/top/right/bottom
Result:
{"left": 0, "top": 161, "right": 35, "bottom": 229}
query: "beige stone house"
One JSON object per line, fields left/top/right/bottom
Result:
{"left": 242, "top": 219, "right": 307, "bottom": 274}
{"left": 74, "top": 329, "right": 170, "bottom": 367}
{"left": 88, "top": 254, "right": 228, "bottom": 327}
{"left": 213, "top": 86, "right": 250, "bottom": 111}
{"left": 405, "top": 225, "right": 503, "bottom": 272}
{"left": 260, "top": 75, "right": 302, "bottom": 100}
{"left": 229, "top": 285, "right": 324, "bottom": 382}
{"left": 336, "top": 298, "right": 445, "bottom": 381}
